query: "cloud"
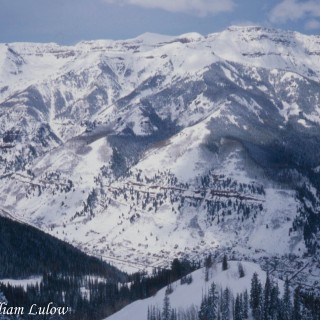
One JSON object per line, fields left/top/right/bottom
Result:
{"left": 103, "top": 0, "right": 235, "bottom": 16}
{"left": 305, "top": 19, "right": 320, "bottom": 30}
{"left": 230, "top": 20, "right": 262, "bottom": 28}
{"left": 269, "top": 0, "right": 320, "bottom": 24}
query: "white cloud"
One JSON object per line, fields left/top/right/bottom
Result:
{"left": 305, "top": 19, "right": 320, "bottom": 30}
{"left": 103, "top": 0, "right": 235, "bottom": 16}
{"left": 269, "top": 0, "right": 320, "bottom": 23}
{"left": 230, "top": 20, "right": 262, "bottom": 27}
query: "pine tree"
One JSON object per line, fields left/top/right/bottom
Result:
{"left": 221, "top": 288, "right": 231, "bottom": 320}
{"left": 238, "top": 262, "right": 245, "bottom": 278}
{"left": 205, "top": 254, "right": 213, "bottom": 269}
{"left": 162, "top": 293, "right": 171, "bottom": 320}
{"left": 148, "top": 305, "right": 158, "bottom": 320}
{"left": 292, "top": 287, "right": 302, "bottom": 320}
{"left": 270, "top": 282, "right": 280, "bottom": 320}
{"left": 240, "top": 293, "right": 244, "bottom": 318}
{"left": 165, "top": 283, "right": 173, "bottom": 295}
{"left": 250, "top": 272, "right": 262, "bottom": 320}
{"left": 222, "top": 255, "right": 228, "bottom": 271}
{"left": 0, "top": 291, "right": 7, "bottom": 303}
{"left": 205, "top": 267, "right": 210, "bottom": 282}
{"left": 170, "top": 308, "right": 177, "bottom": 320}
{"left": 263, "top": 272, "right": 272, "bottom": 320}
{"left": 199, "top": 294, "right": 209, "bottom": 320}
{"left": 234, "top": 294, "right": 243, "bottom": 320}
{"left": 171, "top": 258, "right": 182, "bottom": 280}
{"left": 243, "top": 289, "right": 249, "bottom": 319}
{"left": 208, "top": 282, "right": 218, "bottom": 319}
{"left": 282, "top": 277, "right": 292, "bottom": 320}
{"left": 204, "top": 253, "right": 213, "bottom": 281}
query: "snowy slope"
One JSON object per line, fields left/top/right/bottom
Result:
{"left": 209, "top": 26, "right": 320, "bottom": 81}
{"left": 106, "top": 261, "right": 283, "bottom": 320}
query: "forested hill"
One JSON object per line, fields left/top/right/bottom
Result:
{"left": 0, "top": 216, "right": 125, "bottom": 280}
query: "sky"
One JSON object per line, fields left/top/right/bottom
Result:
{"left": 1, "top": 0, "right": 320, "bottom": 44}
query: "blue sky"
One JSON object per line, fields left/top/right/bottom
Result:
{"left": 1, "top": 0, "right": 320, "bottom": 44}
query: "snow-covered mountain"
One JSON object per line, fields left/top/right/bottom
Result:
{"left": 0, "top": 26, "right": 320, "bottom": 289}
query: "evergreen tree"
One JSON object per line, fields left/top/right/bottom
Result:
{"left": 243, "top": 289, "right": 249, "bottom": 319}
{"left": 222, "top": 255, "right": 228, "bottom": 271}
{"left": 208, "top": 282, "right": 218, "bottom": 319}
{"left": 221, "top": 287, "right": 231, "bottom": 320}
{"left": 205, "top": 254, "right": 213, "bottom": 269}
{"left": 282, "top": 277, "right": 292, "bottom": 320}
{"left": 250, "top": 272, "right": 262, "bottom": 320}
{"left": 205, "top": 267, "right": 210, "bottom": 282}
{"left": 0, "top": 291, "right": 7, "bottom": 303}
{"left": 238, "top": 263, "right": 245, "bottom": 278}
{"left": 147, "top": 305, "right": 158, "bottom": 320}
{"left": 234, "top": 294, "right": 243, "bottom": 320}
{"left": 166, "top": 283, "right": 173, "bottom": 295}
{"left": 204, "top": 252, "right": 213, "bottom": 282}
{"left": 270, "top": 282, "right": 280, "bottom": 320}
{"left": 199, "top": 294, "right": 210, "bottom": 320}
{"left": 148, "top": 305, "right": 150, "bottom": 320}
{"left": 170, "top": 308, "right": 177, "bottom": 320}
{"left": 292, "top": 287, "right": 302, "bottom": 320}
{"left": 171, "top": 259, "right": 182, "bottom": 280}
{"left": 162, "top": 293, "right": 171, "bottom": 320}
{"left": 263, "top": 272, "right": 272, "bottom": 320}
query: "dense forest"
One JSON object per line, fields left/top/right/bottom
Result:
{"left": 0, "top": 216, "right": 124, "bottom": 279}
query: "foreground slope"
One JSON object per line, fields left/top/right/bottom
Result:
{"left": 106, "top": 261, "right": 282, "bottom": 320}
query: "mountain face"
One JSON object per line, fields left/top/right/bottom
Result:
{"left": 0, "top": 26, "right": 320, "bottom": 289}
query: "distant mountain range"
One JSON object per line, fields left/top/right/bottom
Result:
{"left": 0, "top": 26, "right": 319, "bottom": 291}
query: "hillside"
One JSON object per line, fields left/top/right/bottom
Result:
{"left": 0, "top": 215, "right": 124, "bottom": 279}
{"left": 107, "top": 260, "right": 280, "bottom": 320}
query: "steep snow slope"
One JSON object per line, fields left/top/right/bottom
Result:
{"left": 209, "top": 26, "right": 320, "bottom": 80}
{"left": 106, "top": 261, "right": 284, "bottom": 320}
